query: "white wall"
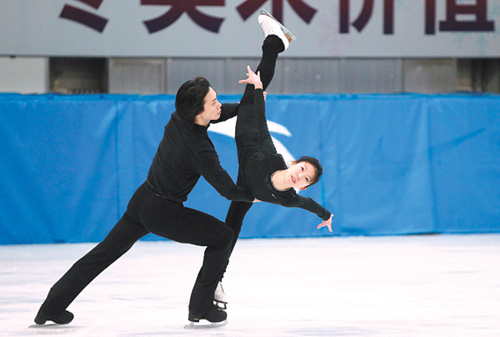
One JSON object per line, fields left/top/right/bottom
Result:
{"left": 1, "top": 1, "right": 500, "bottom": 58}
{"left": 0, "top": 57, "right": 47, "bottom": 94}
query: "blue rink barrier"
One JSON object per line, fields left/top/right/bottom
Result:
{"left": 0, "top": 93, "right": 499, "bottom": 244}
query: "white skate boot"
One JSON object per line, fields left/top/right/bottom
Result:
{"left": 258, "top": 9, "right": 297, "bottom": 51}
{"left": 214, "top": 282, "right": 228, "bottom": 309}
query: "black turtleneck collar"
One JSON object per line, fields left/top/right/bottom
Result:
{"left": 172, "top": 110, "right": 209, "bottom": 133}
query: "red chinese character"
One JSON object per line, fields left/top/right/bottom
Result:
{"left": 426, "top": 0, "right": 494, "bottom": 34}
{"left": 237, "top": 0, "right": 316, "bottom": 25}
{"left": 75, "top": 0, "right": 105, "bottom": 8}
{"left": 142, "top": 0, "right": 225, "bottom": 34}
{"left": 59, "top": 0, "right": 109, "bottom": 33}
{"left": 339, "top": 0, "right": 394, "bottom": 35}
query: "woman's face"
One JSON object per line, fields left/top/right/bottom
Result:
{"left": 285, "top": 161, "right": 316, "bottom": 190}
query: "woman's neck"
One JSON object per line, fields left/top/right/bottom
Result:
{"left": 271, "top": 170, "right": 289, "bottom": 191}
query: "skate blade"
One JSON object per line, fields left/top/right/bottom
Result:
{"left": 260, "top": 9, "right": 297, "bottom": 40}
{"left": 183, "top": 320, "right": 228, "bottom": 329}
{"left": 214, "top": 300, "right": 227, "bottom": 310}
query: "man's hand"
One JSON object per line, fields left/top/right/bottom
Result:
{"left": 239, "top": 65, "right": 263, "bottom": 89}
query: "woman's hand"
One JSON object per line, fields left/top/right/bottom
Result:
{"left": 317, "top": 214, "right": 333, "bottom": 232}
{"left": 239, "top": 65, "right": 263, "bottom": 89}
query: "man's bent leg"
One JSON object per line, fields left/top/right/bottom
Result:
{"left": 146, "top": 204, "right": 235, "bottom": 319}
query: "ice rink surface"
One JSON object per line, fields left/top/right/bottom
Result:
{"left": 1, "top": 234, "right": 499, "bottom": 336}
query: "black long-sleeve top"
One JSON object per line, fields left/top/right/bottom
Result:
{"left": 146, "top": 103, "right": 253, "bottom": 204}
{"left": 241, "top": 89, "right": 331, "bottom": 221}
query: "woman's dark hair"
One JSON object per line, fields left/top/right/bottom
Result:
{"left": 175, "top": 77, "right": 211, "bottom": 124}
{"left": 296, "top": 156, "right": 323, "bottom": 186}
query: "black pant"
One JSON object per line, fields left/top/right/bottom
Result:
{"left": 38, "top": 183, "right": 234, "bottom": 316}
{"left": 225, "top": 36, "right": 282, "bottom": 257}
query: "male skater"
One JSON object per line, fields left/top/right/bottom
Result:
{"left": 34, "top": 77, "right": 256, "bottom": 325}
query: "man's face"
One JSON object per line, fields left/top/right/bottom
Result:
{"left": 195, "top": 87, "right": 222, "bottom": 126}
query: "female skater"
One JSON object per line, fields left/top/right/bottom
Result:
{"left": 215, "top": 12, "right": 333, "bottom": 306}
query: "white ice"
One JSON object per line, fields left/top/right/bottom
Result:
{"left": 1, "top": 234, "right": 499, "bottom": 336}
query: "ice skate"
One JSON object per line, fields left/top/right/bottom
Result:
{"left": 184, "top": 304, "right": 228, "bottom": 329}
{"left": 258, "top": 8, "right": 296, "bottom": 51}
{"left": 183, "top": 319, "right": 228, "bottom": 329}
{"left": 34, "top": 309, "right": 74, "bottom": 325}
{"left": 214, "top": 281, "right": 228, "bottom": 309}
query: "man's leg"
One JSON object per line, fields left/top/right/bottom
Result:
{"left": 35, "top": 212, "right": 148, "bottom": 324}
{"left": 178, "top": 209, "right": 234, "bottom": 318}
{"left": 137, "top": 190, "right": 233, "bottom": 321}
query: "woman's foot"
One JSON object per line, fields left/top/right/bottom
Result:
{"left": 214, "top": 281, "right": 228, "bottom": 309}
{"left": 258, "top": 9, "right": 296, "bottom": 51}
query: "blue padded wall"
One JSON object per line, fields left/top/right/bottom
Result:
{"left": 0, "top": 93, "right": 498, "bottom": 244}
